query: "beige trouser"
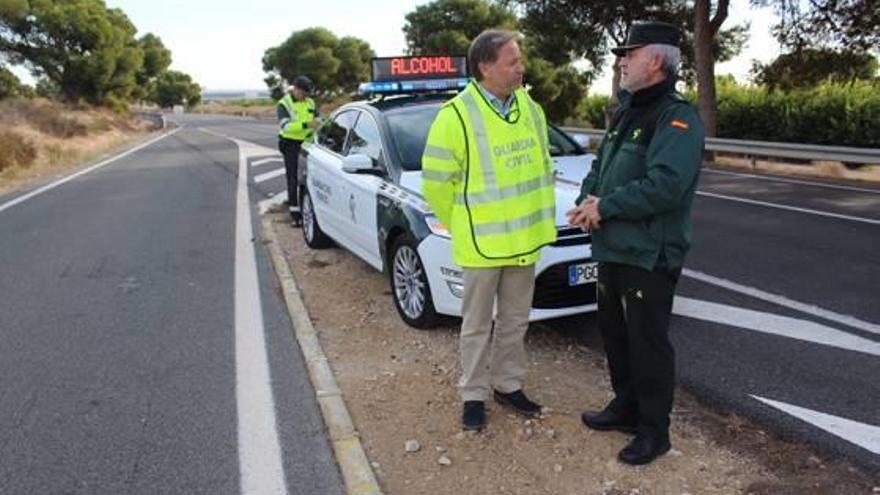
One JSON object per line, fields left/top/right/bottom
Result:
{"left": 459, "top": 265, "right": 536, "bottom": 402}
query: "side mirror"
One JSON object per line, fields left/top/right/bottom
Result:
{"left": 572, "top": 133, "right": 590, "bottom": 149}
{"left": 342, "top": 153, "right": 374, "bottom": 173}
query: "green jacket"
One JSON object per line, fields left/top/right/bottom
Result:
{"left": 577, "top": 78, "right": 705, "bottom": 271}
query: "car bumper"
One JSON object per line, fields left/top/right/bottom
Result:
{"left": 418, "top": 234, "right": 597, "bottom": 322}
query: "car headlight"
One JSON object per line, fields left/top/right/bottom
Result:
{"left": 424, "top": 215, "right": 450, "bottom": 238}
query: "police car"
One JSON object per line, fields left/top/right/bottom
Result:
{"left": 298, "top": 56, "right": 597, "bottom": 328}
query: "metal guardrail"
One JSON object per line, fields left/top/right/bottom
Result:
{"left": 561, "top": 127, "right": 880, "bottom": 166}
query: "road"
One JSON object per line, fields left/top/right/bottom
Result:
{"left": 0, "top": 113, "right": 877, "bottom": 494}
{"left": 0, "top": 120, "right": 343, "bottom": 494}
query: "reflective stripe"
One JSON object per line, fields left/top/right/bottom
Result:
{"left": 422, "top": 169, "right": 461, "bottom": 182}
{"left": 472, "top": 206, "right": 556, "bottom": 236}
{"left": 423, "top": 144, "right": 456, "bottom": 161}
{"left": 524, "top": 97, "right": 552, "bottom": 172}
{"left": 454, "top": 174, "right": 553, "bottom": 205}
{"left": 459, "top": 91, "right": 496, "bottom": 190}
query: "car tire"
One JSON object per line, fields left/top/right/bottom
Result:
{"left": 389, "top": 235, "right": 439, "bottom": 329}
{"left": 301, "top": 189, "right": 333, "bottom": 249}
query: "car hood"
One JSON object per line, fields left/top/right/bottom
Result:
{"left": 399, "top": 153, "right": 595, "bottom": 226}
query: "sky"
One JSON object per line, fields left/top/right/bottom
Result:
{"left": 95, "top": 0, "right": 781, "bottom": 95}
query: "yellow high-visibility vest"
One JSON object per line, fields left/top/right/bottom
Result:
{"left": 278, "top": 95, "right": 316, "bottom": 141}
{"left": 422, "top": 82, "right": 557, "bottom": 267}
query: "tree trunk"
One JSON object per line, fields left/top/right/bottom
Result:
{"left": 605, "top": 58, "right": 622, "bottom": 128}
{"left": 694, "top": 0, "right": 717, "bottom": 137}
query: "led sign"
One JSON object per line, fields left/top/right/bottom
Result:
{"left": 372, "top": 56, "right": 468, "bottom": 82}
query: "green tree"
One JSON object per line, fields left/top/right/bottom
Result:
{"left": 132, "top": 33, "right": 172, "bottom": 101}
{"left": 0, "top": 65, "right": 23, "bottom": 99}
{"left": 403, "top": 0, "right": 517, "bottom": 55}
{"left": 752, "top": 48, "right": 878, "bottom": 90}
{"left": 510, "top": 0, "right": 746, "bottom": 135}
{"left": 759, "top": 0, "right": 878, "bottom": 53}
{"left": 152, "top": 70, "right": 201, "bottom": 108}
{"left": 262, "top": 27, "right": 374, "bottom": 98}
{"left": 0, "top": 0, "right": 145, "bottom": 105}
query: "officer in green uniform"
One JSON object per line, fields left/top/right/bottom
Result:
{"left": 567, "top": 21, "right": 705, "bottom": 465}
{"left": 277, "top": 75, "right": 317, "bottom": 224}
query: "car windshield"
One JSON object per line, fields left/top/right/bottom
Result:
{"left": 384, "top": 104, "right": 441, "bottom": 171}
{"left": 384, "top": 102, "right": 586, "bottom": 171}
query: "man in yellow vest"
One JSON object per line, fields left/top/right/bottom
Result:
{"left": 422, "top": 29, "right": 557, "bottom": 431}
{"left": 277, "top": 75, "right": 317, "bottom": 225}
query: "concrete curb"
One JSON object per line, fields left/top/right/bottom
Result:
{"left": 261, "top": 216, "right": 383, "bottom": 495}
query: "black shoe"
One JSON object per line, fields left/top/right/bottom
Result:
{"left": 581, "top": 407, "right": 638, "bottom": 433}
{"left": 462, "top": 401, "right": 486, "bottom": 431}
{"left": 290, "top": 213, "right": 302, "bottom": 226}
{"left": 493, "top": 389, "right": 543, "bottom": 418}
{"left": 618, "top": 435, "right": 671, "bottom": 465}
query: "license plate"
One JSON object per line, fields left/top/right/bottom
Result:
{"left": 568, "top": 262, "right": 598, "bottom": 286}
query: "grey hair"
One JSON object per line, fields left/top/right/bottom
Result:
{"left": 647, "top": 44, "right": 681, "bottom": 77}
{"left": 468, "top": 29, "right": 520, "bottom": 81}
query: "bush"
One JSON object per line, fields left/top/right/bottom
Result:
{"left": 23, "top": 101, "right": 90, "bottom": 138}
{"left": 708, "top": 79, "right": 880, "bottom": 147}
{"left": 0, "top": 128, "right": 37, "bottom": 172}
{"left": 578, "top": 95, "right": 611, "bottom": 129}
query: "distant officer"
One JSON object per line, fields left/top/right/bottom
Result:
{"left": 277, "top": 75, "right": 317, "bottom": 224}
{"left": 422, "top": 29, "right": 557, "bottom": 431}
{"left": 566, "top": 21, "right": 705, "bottom": 465}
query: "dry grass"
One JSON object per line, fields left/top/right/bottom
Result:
{"left": 0, "top": 98, "right": 158, "bottom": 198}
{"left": 0, "top": 127, "right": 37, "bottom": 172}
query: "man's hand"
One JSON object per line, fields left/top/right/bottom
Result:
{"left": 566, "top": 195, "right": 602, "bottom": 231}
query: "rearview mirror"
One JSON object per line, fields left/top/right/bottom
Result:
{"left": 342, "top": 153, "right": 374, "bottom": 173}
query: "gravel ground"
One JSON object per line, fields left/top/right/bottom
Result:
{"left": 270, "top": 213, "right": 878, "bottom": 495}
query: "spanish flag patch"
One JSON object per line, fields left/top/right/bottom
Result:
{"left": 670, "top": 119, "right": 689, "bottom": 130}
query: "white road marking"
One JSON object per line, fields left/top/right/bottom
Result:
{"left": 254, "top": 168, "right": 286, "bottom": 184}
{"left": 696, "top": 190, "right": 880, "bottom": 225}
{"left": 673, "top": 296, "right": 880, "bottom": 357}
{"left": 703, "top": 168, "right": 880, "bottom": 194}
{"left": 0, "top": 128, "right": 182, "bottom": 214}
{"left": 682, "top": 269, "right": 880, "bottom": 336}
{"left": 252, "top": 157, "right": 282, "bottom": 168}
{"left": 259, "top": 191, "right": 288, "bottom": 215}
{"left": 752, "top": 396, "right": 880, "bottom": 455}
{"left": 234, "top": 140, "right": 289, "bottom": 495}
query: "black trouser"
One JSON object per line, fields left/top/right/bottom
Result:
{"left": 278, "top": 137, "right": 303, "bottom": 215}
{"left": 597, "top": 261, "right": 680, "bottom": 441}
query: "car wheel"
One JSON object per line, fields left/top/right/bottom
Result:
{"left": 301, "top": 189, "right": 332, "bottom": 249}
{"left": 389, "top": 235, "right": 438, "bottom": 329}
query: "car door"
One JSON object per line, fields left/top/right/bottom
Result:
{"left": 341, "top": 110, "right": 385, "bottom": 270}
{"left": 308, "top": 110, "right": 358, "bottom": 245}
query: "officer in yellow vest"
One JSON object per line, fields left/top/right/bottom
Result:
{"left": 277, "top": 75, "right": 317, "bottom": 224}
{"left": 422, "top": 30, "right": 557, "bottom": 431}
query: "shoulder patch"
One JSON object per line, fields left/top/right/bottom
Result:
{"left": 670, "top": 119, "right": 689, "bottom": 130}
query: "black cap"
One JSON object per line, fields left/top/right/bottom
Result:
{"left": 612, "top": 21, "right": 681, "bottom": 56}
{"left": 292, "top": 75, "right": 313, "bottom": 92}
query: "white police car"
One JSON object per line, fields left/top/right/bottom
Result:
{"left": 298, "top": 56, "right": 597, "bottom": 328}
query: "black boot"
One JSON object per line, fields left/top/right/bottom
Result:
{"left": 618, "top": 435, "right": 671, "bottom": 465}
{"left": 581, "top": 406, "right": 638, "bottom": 434}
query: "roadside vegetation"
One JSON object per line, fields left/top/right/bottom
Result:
{"left": 0, "top": 0, "right": 199, "bottom": 197}
{"left": 0, "top": 97, "right": 156, "bottom": 197}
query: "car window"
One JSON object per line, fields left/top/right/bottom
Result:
{"left": 384, "top": 105, "right": 441, "bottom": 171}
{"left": 347, "top": 112, "right": 384, "bottom": 167}
{"left": 318, "top": 110, "right": 357, "bottom": 154}
{"left": 548, "top": 125, "right": 588, "bottom": 157}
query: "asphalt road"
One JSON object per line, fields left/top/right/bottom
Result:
{"left": 0, "top": 123, "right": 343, "bottom": 494}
